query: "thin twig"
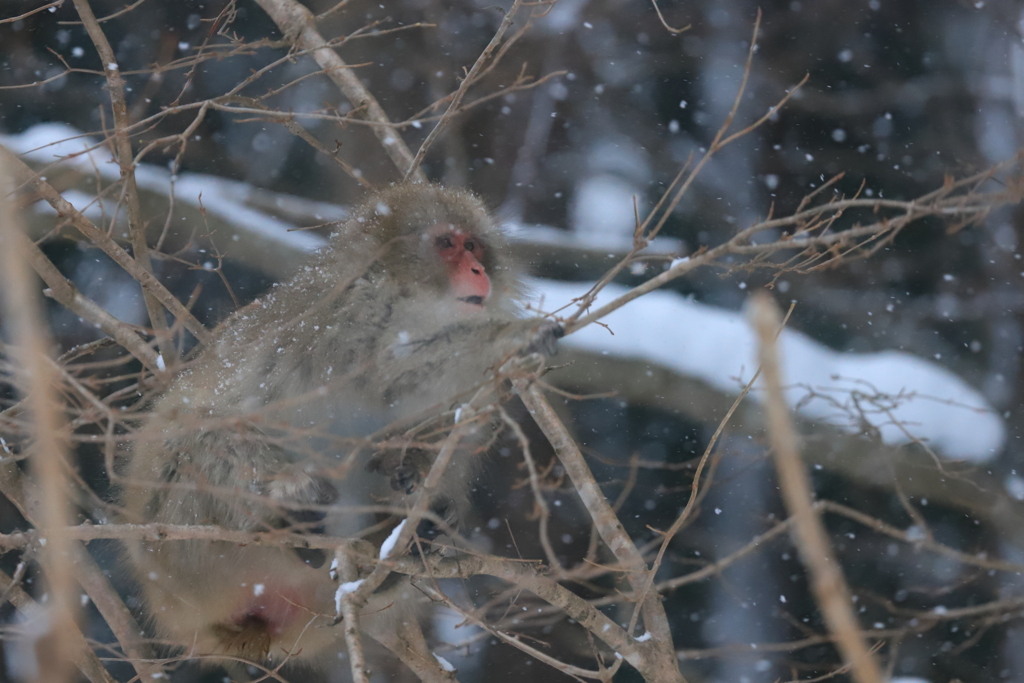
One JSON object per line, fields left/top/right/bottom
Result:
{"left": 10, "top": 229, "right": 162, "bottom": 373}
{"left": 629, "top": 303, "right": 795, "bottom": 640}
{"left": 562, "top": 11, "right": 804, "bottom": 326}
{"left": 499, "top": 404, "right": 562, "bottom": 575}
{"left": 405, "top": 0, "right": 523, "bottom": 179}
{"left": 565, "top": 171, "right": 1018, "bottom": 335}
{"left": 398, "top": 553, "right": 637, "bottom": 679}
{"left": 73, "top": 0, "right": 171, "bottom": 355}
{"left": 649, "top": 0, "right": 688, "bottom": 34}
{"left": 0, "top": 0, "right": 64, "bottom": 24}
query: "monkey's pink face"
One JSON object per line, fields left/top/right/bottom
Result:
{"left": 429, "top": 223, "right": 491, "bottom": 308}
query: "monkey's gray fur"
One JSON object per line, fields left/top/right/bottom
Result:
{"left": 121, "top": 183, "right": 559, "bottom": 667}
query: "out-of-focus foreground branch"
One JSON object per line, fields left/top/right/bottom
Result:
{"left": 1, "top": 148, "right": 98, "bottom": 683}
{"left": 750, "top": 293, "right": 884, "bottom": 683}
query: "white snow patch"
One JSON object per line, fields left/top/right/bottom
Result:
{"left": 432, "top": 654, "right": 456, "bottom": 672}
{"left": 0, "top": 124, "right": 325, "bottom": 254}
{"left": 156, "top": 354, "right": 166, "bottom": 372}
{"left": 1006, "top": 474, "right": 1024, "bottom": 501}
{"left": 3, "top": 604, "right": 49, "bottom": 681}
{"left": 530, "top": 279, "right": 1005, "bottom": 462}
{"left": 635, "top": 631, "right": 652, "bottom": 642}
{"left": 380, "top": 519, "right": 407, "bottom": 559}
{"left": 31, "top": 189, "right": 118, "bottom": 220}
{"left": 253, "top": 584, "right": 265, "bottom": 596}
{"left": 571, "top": 175, "right": 643, "bottom": 243}
{"left": 334, "top": 580, "right": 364, "bottom": 614}
{"left": 669, "top": 256, "right": 690, "bottom": 269}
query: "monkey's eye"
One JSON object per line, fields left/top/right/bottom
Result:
{"left": 436, "top": 236, "right": 454, "bottom": 250}
{"left": 464, "top": 240, "right": 475, "bottom": 252}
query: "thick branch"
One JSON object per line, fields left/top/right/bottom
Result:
{"left": 0, "top": 144, "right": 78, "bottom": 683}
{"left": 749, "top": 293, "right": 883, "bottom": 683}
{"left": 516, "top": 381, "right": 685, "bottom": 683}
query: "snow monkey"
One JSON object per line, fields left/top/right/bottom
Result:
{"left": 121, "top": 183, "right": 561, "bottom": 668}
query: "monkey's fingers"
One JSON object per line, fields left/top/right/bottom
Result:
{"left": 523, "top": 320, "right": 564, "bottom": 357}
{"left": 391, "top": 464, "right": 421, "bottom": 494}
{"left": 264, "top": 470, "right": 339, "bottom": 568}
{"left": 368, "top": 449, "right": 431, "bottom": 495}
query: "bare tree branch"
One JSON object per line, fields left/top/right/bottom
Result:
{"left": 0, "top": 143, "right": 213, "bottom": 346}
{"left": 0, "top": 138, "right": 79, "bottom": 683}
{"left": 0, "top": 569, "right": 117, "bottom": 683}
{"left": 749, "top": 292, "right": 884, "bottom": 683}
{"left": 251, "top": 0, "right": 426, "bottom": 182}
{"left": 10, "top": 229, "right": 162, "bottom": 373}
{"left": 405, "top": 0, "right": 523, "bottom": 179}
{"left": 516, "top": 381, "right": 686, "bottom": 683}
{"left": 73, "top": 0, "right": 171, "bottom": 353}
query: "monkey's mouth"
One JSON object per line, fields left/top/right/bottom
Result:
{"left": 458, "top": 295, "right": 485, "bottom": 306}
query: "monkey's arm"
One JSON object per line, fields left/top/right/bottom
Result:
{"left": 363, "top": 316, "right": 560, "bottom": 494}
{"left": 377, "top": 316, "right": 560, "bottom": 407}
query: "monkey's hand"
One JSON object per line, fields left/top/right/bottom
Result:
{"left": 521, "top": 319, "right": 564, "bottom": 357}
{"left": 263, "top": 466, "right": 338, "bottom": 568}
{"left": 366, "top": 448, "right": 432, "bottom": 495}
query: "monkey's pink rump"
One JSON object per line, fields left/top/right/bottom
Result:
{"left": 229, "top": 586, "right": 306, "bottom": 636}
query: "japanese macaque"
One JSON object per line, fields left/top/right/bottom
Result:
{"left": 121, "top": 184, "right": 559, "bottom": 668}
